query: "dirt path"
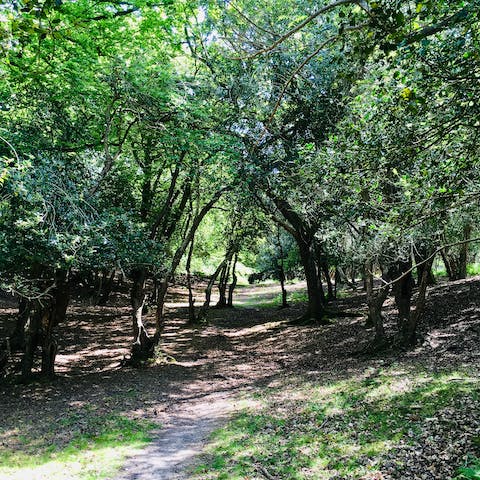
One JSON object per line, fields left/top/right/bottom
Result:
{"left": 2, "top": 279, "right": 480, "bottom": 479}
{"left": 111, "top": 284, "right": 302, "bottom": 480}
{"left": 114, "top": 391, "right": 235, "bottom": 480}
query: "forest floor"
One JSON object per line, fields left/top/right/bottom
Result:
{"left": 0, "top": 278, "right": 480, "bottom": 479}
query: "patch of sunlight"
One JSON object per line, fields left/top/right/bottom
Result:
{"left": 309, "top": 455, "right": 330, "bottom": 472}
{"left": 190, "top": 366, "right": 480, "bottom": 479}
{"left": 360, "top": 439, "right": 395, "bottom": 456}
{"left": 364, "top": 377, "right": 414, "bottom": 401}
{"left": 0, "top": 410, "right": 157, "bottom": 480}
{"left": 0, "top": 443, "right": 145, "bottom": 480}
{"left": 226, "top": 321, "right": 283, "bottom": 337}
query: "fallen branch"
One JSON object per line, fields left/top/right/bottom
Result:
{"left": 254, "top": 462, "right": 278, "bottom": 480}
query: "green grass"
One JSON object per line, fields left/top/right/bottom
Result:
{"left": 467, "top": 263, "right": 480, "bottom": 276}
{"left": 432, "top": 262, "right": 480, "bottom": 279}
{"left": 456, "top": 455, "right": 480, "bottom": 479}
{"left": 239, "top": 288, "right": 308, "bottom": 309}
{"left": 191, "top": 367, "right": 479, "bottom": 479}
{"left": 0, "top": 405, "right": 157, "bottom": 480}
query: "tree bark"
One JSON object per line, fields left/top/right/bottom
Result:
{"left": 21, "top": 269, "right": 70, "bottom": 379}
{"left": 459, "top": 223, "right": 471, "bottom": 280}
{"left": 389, "top": 260, "right": 414, "bottom": 333}
{"left": 227, "top": 253, "right": 238, "bottom": 308}
{"left": 186, "top": 238, "right": 196, "bottom": 323}
{"left": 415, "top": 249, "right": 436, "bottom": 286}
{"left": 154, "top": 277, "right": 170, "bottom": 341}
{"left": 98, "top": 268, "right": 116, "bottom": 305}
{"left": 365, "top": 262, "right": 390, "bottom": 349}
{"left": 441, "top": 249, "right": 456, "bottom": 280}
{"left": 440, "top": 225, "right": 471, "bottom": 281}
{"left": 130, "top": 268, "right": 154, "bottom": 363}
{"left": 268, "top": 197, "right": 326, "bottom": 323}
{"left": 401, "top": 255, "right": 435, "bottom": 347}
{"left": 216, "top": 260, "right": 229, "bottom": 308}
{"left": 21, "top": 306, "right": 41, "bottom": 379}
{"left": 321, "top": 260, "right": 335, "bottom": 301}
{"left": 40, "top": 269, "right": 69, "bottom": 377}
{"left": 278, "top": 260, "right": 288, "bottom": 309}
{"left": 294, "top": 240, "right": 327, "bottom": 323}
{"left": 10, "top": 297, "right": 30, "bottom": 351}
{"left": 196, "top": 258, "right": 228, "bottom": 323}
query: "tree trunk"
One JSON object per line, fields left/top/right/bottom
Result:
{"left": 130, "top": 268, "right": 154, "bottom": 363}
{"left": 268, "top": 197, "right": 325, "bottom": 322}
{"left": 401, "top": 255, "right": 435, "bottom": 347}
{"left": 294, "top": 240, "right": 326, "bottom": 323}
{"left": 186, "top": 239, "right": 196, "bottom": 323}
{"left": 321, "top": 260, "right": 335, "bottom": 301}
{"left": 197, "top": 259, "right": 227, "bottom": 323}
{"left": 21, "top": 306, "right": 41, "bottom": 379}
{"left": 41, "top": 269, "right": 70, "bottom": 377}
{"left": 278, "top": 259, "right": 288, "bottom": 309}
{"left": 440, "top": 249, "right": 456, "bottom": 280}
{"left": 154, "top": 277, "right": 170, "bottom": 341}
{"left": 414, "top": 244, "right": 435, "bottom": 285}
{"left": 459, "top": 224, "right": 471, "bottom": 280}
{"left": 154, "top": 186, "right": 228, "bottom": 335}
{"left": 389, "top": 260, "right": 414, "bottom": 334}
{"left": 0, "top": 342, "right": 8, "bottom": 376}
{"left": 275, "top": 229, "right": 288, "bottom": 308}
{"left": 98, "top": 268, "right": 116, "bottom": 305}
{"left": 10, "top": 297, "right": 31, "bottom": 351}
{"left": 20, "top": 269, "right": 70, "bottom": 379}
{"left": 227, "top": 253, "right": 238, "bottom": 308}
{"left": 365, "top": 262, "right": 390, "bottom": 349}
{"left": 216, "top": 260, "right": 230, "bottom": 308}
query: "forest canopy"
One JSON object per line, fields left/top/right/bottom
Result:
{"left": 0, "top": 0, "right": 479, "bottom": 377}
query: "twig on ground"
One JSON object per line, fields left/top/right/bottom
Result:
{"left": 254, "top": 462, "right": 278, "bottom": 480}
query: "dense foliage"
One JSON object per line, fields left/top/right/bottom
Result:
{"left": 1, "top": 0, "right": 479, "bottom": 377}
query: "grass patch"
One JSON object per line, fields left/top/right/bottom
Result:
{"left": 191, "top": 367, "right": 480, "bottom": 479}
{"left": 239, "top": 288, "right": 308, "bottom": 309}
{"left": 0, "top": 405, "right": 157, "bottom": 480}
{"left": 467, "top": 263, "right": 480, "bottom": 277}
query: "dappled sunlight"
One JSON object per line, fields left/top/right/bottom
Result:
{"left": 2, "top": 278, "right": 480, "bottom": 479}
{"left": 1, "top": 443, "right": 147, "bottom": 480}
{"left": 191, "top": 363, "right": 480, "bottom": 479}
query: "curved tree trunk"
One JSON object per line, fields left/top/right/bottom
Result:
{"left": 186, "top": 238, "right": 196, "bottom": 323}
{"left": 321, "top": 260, "right": 335, "bottom": 301}
{"left": 21, "top": 269, "right": 70, "bottom": 379}
{"left": 389, "top": 260, "right": 414, "bottom": 334}
{"left": 227, "top": 252, "right": 238, "bottom": 308}
{"left": 10, "top": 297, "right": 31, "bottom": 351}
{"left": 365, "top": 262, "right": 390, "bottom": 349}
{"left": 130, "top": 268, "right": 154, "bottom": 363}
{"left": 295, "top": 241, "right": 327, "bottom": 323}
{"left": 196, "top": 258, "right": 227, "bottom": 323}
{"left": 401, "top": 255, "right": 435, "bottom": 347}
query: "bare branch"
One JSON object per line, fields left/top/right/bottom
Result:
{"left": 245, "top": 0, "right": 359, "bottom": 59}
{"left": 376, "top": 236, "right": 480, "bottom": 290}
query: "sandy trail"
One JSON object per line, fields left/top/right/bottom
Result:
{"left": 115, "top": 391, "right": 235, "bottom": 480}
